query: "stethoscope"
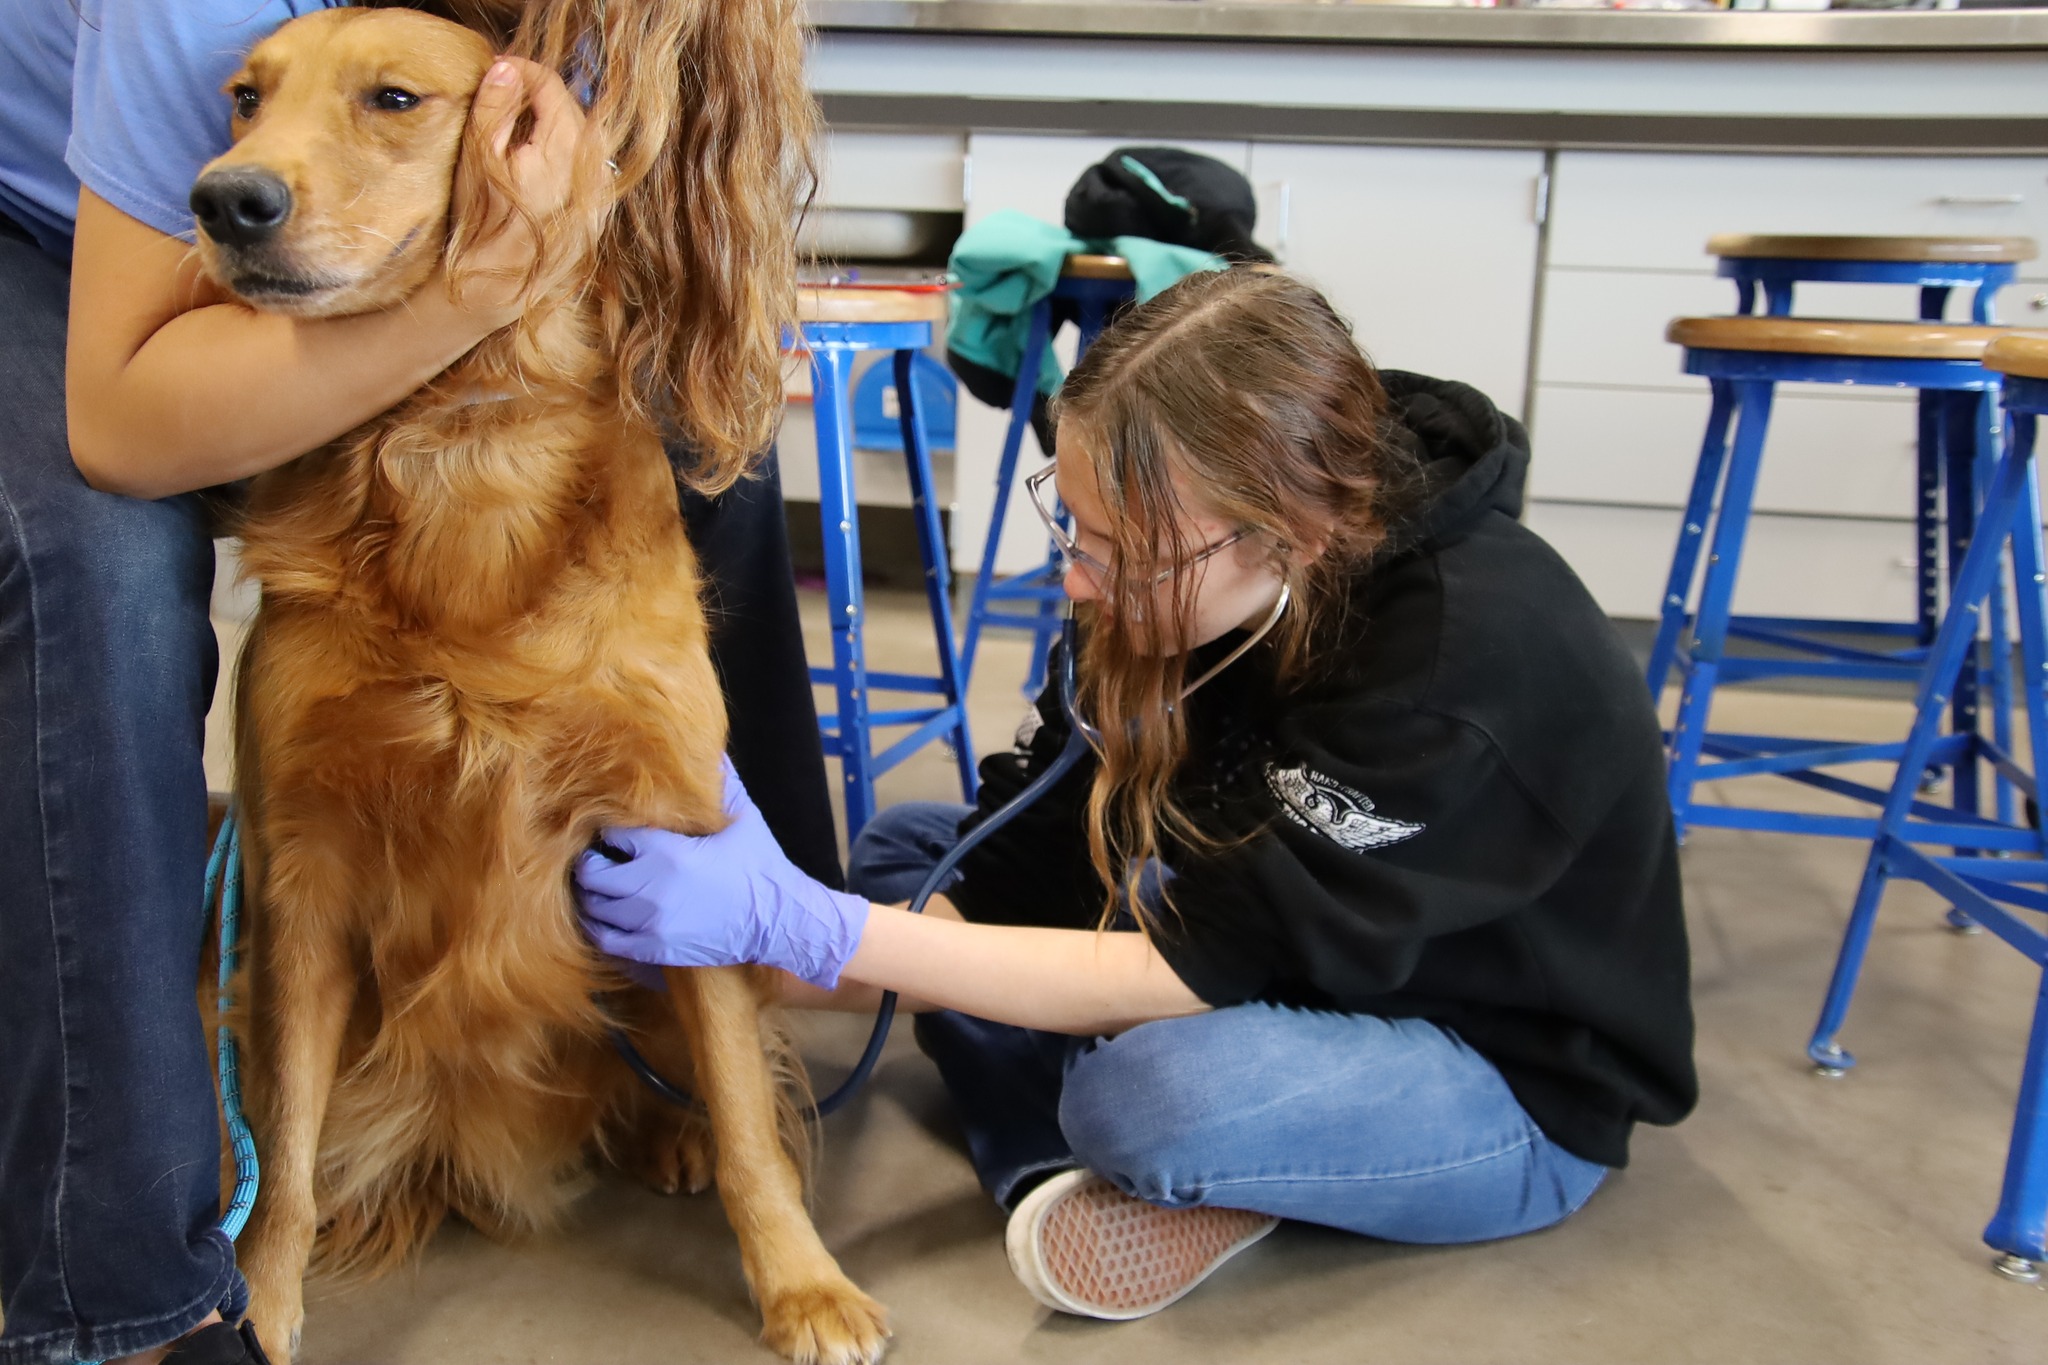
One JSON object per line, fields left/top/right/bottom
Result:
{"left": 613, "top": 582, "right": 1291, "bottom": 1117}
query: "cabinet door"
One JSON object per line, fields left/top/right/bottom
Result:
{"left": 1548, "top": 151, "right": 2048, "bottom": 278}
{"left": 1525, "top": 502, "right": 1919, "bottom": 623}
{"left": 1247, "top": 143, "right": 1546, "bottom": 418}
{"left": 817, "top": 130, "right": 967, "bottom": 212}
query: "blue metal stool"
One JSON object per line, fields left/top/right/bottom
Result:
{"left": 1805, "top": 331, "right": 2048, "bottom": 1284}
{"left": 1649, "top": 314, "right": 2019, "bottom": 845}
{"left": 853, "top": 350, "right": 957, "bottom": 455}
{"left": 961, "top": 253, "right": 1137, "bottom": 696}
{"left": 1711, "top": 233, "right": 2027, "bottom": 324}
{"left": 794, "top": 288, "right": 976, "bottom": 835}
{"left": 1713, "top": 236, "right": 2029, "bottom": 732}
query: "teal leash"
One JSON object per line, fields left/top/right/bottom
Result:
{"left": 208, "top": 809, "right": 261, "bottom": 1240}
{"left": 78, "top": 814, "right": 261, "bottom": 1365}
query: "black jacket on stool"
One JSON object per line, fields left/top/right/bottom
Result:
{"left": 946, "top": 371, "right": 1697, "bottom": 1170}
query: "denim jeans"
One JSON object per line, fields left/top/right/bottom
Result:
{"left": 0, "top": 229, "right": 237, "bottom": 1365}
{"left": 848, "top": 801, "right": 1610, "bottom": 1242}
{"left": 0, "top": 223, "right": 836, "bottom": 1363}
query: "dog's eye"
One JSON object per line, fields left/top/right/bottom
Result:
{"left": 232, "top": 86, "right": 261, "bottom": 120}
{"left": 370, "top": 87, "right": 422, "bottom": 113}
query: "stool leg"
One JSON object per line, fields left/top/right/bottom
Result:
{"left": 1983, "top": 966, "right": 2048, "bottom": 1275}
{"left": 811, "top": 345, "right": 877, "bottom": 836}
{"left": 1972, "top": 282, "right": 1997, "bottom": 327}
{"left": 962, "top": 300, "right": 1055, "bottom": 687}
{"left": 1024, "top": 296, "right": 1084, "bottom": 698}
{"left": 896, "top": 348, "right": 979, "bottom": 804}
{"left": 1976, "top": 394, "right": 2019, "bottom": 829}
{"left": 1666, "top": 379, "right": 1773, "bottom": 840}
{"left": 1076, "top": 296, "right": 1109, "bottom": 355}
{"left": 1916, "top": 393, "right": 1944, "bottom": 651}
{"left": 2005, "top": 412, "right": 2048, "bottom": 862}
{"left": 1647, "top": 380, "right": 1737, "bottom": 703}
{"left": 1810, "top": 415, "right": 2038, "bottom": 1072}
{"left": 1976, "top": 408, "right": 2048, "bottom": 1277}
{"left": 1023, "top": 591, "right": 1061, "bottom": 701}
{"left": 1943, "top": 391, "right": 1985, "bottom": 836}
{"left": 1807, "top": 836, "right": 1894, "bottom": 1076}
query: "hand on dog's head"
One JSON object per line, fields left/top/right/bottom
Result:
{"left": 190, "top": 7, "right": 585, "bottom": 321}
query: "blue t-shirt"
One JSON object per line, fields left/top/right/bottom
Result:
{"left": 0, "top": 0, "right": 339, "bottom": 259}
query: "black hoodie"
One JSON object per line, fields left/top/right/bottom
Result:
{"left": 946, "top": 371, "right": 1696, "bottom": 1170}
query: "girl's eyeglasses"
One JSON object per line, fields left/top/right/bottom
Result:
{"left": 1025, "top": 462, "right": 1247, "bottom": 586}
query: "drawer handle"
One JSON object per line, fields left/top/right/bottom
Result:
{"left": 1936, "top": 193, "right": 2025, "bottom": 207}
{"left": 2032, "top": 294, "right": 2048, "bottom": 312}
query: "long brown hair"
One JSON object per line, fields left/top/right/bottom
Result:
{"left": 1052, "top": 268, "right": 1422, "bottom": 927}
{"left": 395, "top": 0, "right": 815, "bottom": 493}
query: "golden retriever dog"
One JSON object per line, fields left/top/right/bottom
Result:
{"left": 190, "top": 5, "right": 888, "bottom": 1363}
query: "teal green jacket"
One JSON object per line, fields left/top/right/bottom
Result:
{"left": 946, "top": 209, "right": 1224, "bottom": 397}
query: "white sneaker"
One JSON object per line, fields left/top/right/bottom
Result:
{"left": 1004, "top": 1169, "right": 1279, "bottom": 1320}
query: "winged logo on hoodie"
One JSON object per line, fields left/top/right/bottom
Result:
{"left": 1265, "top": 763, "right": 1424, "bottom": 854}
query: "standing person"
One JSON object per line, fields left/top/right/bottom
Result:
{"left": 0, "top": 3, "right": 832, "bottom": 1362}
{"left": 576, "top": 267, "right": 1699, "bottom": 1321}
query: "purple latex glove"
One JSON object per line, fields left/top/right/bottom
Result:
{"left": 575, "top": 759, "right": 870, "bottom": 990}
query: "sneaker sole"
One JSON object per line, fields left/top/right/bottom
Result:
{"left": 1006, "top": 1170, "right": 1279, "bottom": 1321}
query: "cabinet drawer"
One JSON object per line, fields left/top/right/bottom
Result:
{"left": 1526, "top": 500, "right": 1919, "bottom": 622}
{"left": 1548, "top": 152, "right": 2048, "bottom": 277}
{"left": 1531, "top": 384, "right": 1919, "bottom": 520}
{"left": 1540, "top": 501, "right": 1916, "bottom": 626}
{"left": 963, "top": 133, "right": 1252, "bottom": 228}
{"left": 818, "top": 131, "right": 967, "bottom": 212}
{"left": 1538, "top": 269, "right": 1937, "bottom": 391}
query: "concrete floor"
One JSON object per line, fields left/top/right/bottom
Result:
{"left": 197, "top": 590, "right": 2048, "bottom": 1364}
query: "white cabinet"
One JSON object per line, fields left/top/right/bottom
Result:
{"left": 950, "top": 134, "right": 1545, "bottom": 576}
{"left": 1526, "top": 501, "right": 1919, "bottom": 624}
{"left": 815, "top": 130, "right": 967, "bottom": 212}
{"left": 1247, "top": 142, "right": 1546, "bottom": 419}
{"left": 1531, "top": 384, "right": 1920, "bottom": 520}
{"left": 1529, "top": 150, "right": 2048, "bottom": 620}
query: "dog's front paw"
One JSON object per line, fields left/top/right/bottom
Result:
{"left": 760, "top": 1281, "right": 891, "bottom": 1365}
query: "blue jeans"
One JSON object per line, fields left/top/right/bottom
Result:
{"left": 0, "top": 220, "right": 837, "bottom": 1363}
{"left": 0, "top": 230, "right": 238, "bottom": 1365}
{"left": 849, "top": 802, "right": 1610, "bottom": 1242}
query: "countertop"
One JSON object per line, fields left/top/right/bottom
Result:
{"left": 812, "top": 0, "right": 2048, "bottom": 51}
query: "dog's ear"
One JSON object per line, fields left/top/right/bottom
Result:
{"left": 447, "top": 0, "right": 814, "bottom": 494}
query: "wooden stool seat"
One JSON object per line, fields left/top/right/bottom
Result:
{"left": 1061, "top": 253, "right": 1134, "bottom": 282}
{"left": 797, "top": 286, "right": 949, "bottom": 327}
{"left": 1708, "top": 234, "right": 2038, "bottom": 265}
{"left": 1987, "top": 333, "right": 2048, "bottom": 381}
{"left": 1667, "top": 315, "right": 2038, "bottom": 362}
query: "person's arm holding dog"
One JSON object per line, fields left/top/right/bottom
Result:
{"left": 577, "top": 763, "right": 1211, "bottom": 1038}
{"left": 66, "top": 57, "right": 581, "bottom": 499}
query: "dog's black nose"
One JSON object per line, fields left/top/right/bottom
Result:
{"left": 190, "top": 169, "right": 293, "bottom": 248}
